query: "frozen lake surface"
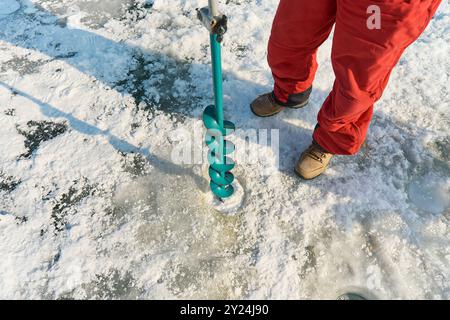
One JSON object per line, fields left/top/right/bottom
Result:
{"left": 0, "top": 0, "right": 449, "bottom": 299}
{"left": 0, "top": 0, "right": 21, "bottom": 16}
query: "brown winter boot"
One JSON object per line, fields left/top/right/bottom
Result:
{"left": 250, "top": 87, "right": 312, "bottom": 117}
{"left": 295, "top": 142, "right": 333, "bottom": 180}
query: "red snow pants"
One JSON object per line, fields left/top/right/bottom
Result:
{"left": 268, "top": 0, "right": 441, "bottom": 155}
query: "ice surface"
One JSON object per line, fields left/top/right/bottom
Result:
{"left": 0, "top": 0, "right": 449, "bottom": 299}
{"left": 206, "top": 179, "right": 245, "bottom": 216}
{"left": 408, "top": 173, "right": 449, "bottom": 215}
{"left": 0, "top": 0, "right": 20, "bottom": 16}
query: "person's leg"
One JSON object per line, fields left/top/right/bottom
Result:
{"left": 313, "top": 0, "right": 442, "bottom": 155}
{"left": 296, "top": 0, "right": 442, "bottom": 179}
{"left": 268, "top": 0, "right": 337, "bottom": 103}
{"left": 251, "top": 0, "right": 337, "bottom": 117}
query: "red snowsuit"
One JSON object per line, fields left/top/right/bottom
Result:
{"left": 268, "top": 0, "right": 441, "bottom": 155}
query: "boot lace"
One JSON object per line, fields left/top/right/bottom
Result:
{"left": 306, "top": 145, "right": 327, "bottom": 163}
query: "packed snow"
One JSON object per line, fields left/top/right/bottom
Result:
{"left": 0, "top": 0, "right": 20, "bottom": 16}
{"left": 0, "top": 0, "right": 449, "bottom": 299}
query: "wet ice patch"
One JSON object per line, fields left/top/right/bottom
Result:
{"left": 109, "top": 168, "right": 254, "bottom": 299}
{"left": 0, "top": 172, "right": 21, "bottom": 193}
{"left": 0, "top": 0, "right": 20, "bottom": 17}
{"left": 81, "top": 269, "right": 139, "bottom": 299}
{"left": 0, "top": 56, "right": 50, "bottom": 75}
{"left": 51, "top": 178, "right": 94, "bottom": 233}
{"left": 37, "top": 0, "right": 151, "bottom": 29}
{"left": 16, "top": 120, "right": 68, "bottom": 158}
{"left": 408, "top": 173, "right": 450, "bottom": 215}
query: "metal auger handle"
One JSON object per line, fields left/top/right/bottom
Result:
{"left": 209, "top": 0, "right": 219, "bottom": 17}
{"left": 196, "top": 0, "right": 228, "bottom": 42}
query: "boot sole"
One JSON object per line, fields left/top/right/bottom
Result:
{"left": 294, "top": 168, "right": 323, "bottom": 181}
{"left": 250, "top": 100, "right": 309, "bottom": 118}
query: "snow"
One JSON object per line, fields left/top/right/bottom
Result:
{"left": 0, "top": 0, "right": 449, "bottom": 299}
{"left": 0, "top": 0, "right": 20, "bottom": 17}
{"left": 206, "top": 179, "right": 245, "bottom": 215}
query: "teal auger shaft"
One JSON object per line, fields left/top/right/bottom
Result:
{"left": 203, "top": 35, "right": 236, "bottom": 199}
{"left": 198, "top": 4, "right": 236, "bottom": 199}
{"left": 210, "top": 34, "right": 224, "bottom": 131}
{"left": 210, "top": 33, "right": 226, "bottom": 184}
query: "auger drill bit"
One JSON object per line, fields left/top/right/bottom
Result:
{"left": 197, "top": 0, "right": 235, "bottom": 199}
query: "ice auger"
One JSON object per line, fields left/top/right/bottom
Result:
{"left": 197, "top": 0, "right": 235, "bottom": 199}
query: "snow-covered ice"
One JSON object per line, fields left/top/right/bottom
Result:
{"left": 0, "top": 0, "right": 449, "bottom": 299}
{"left": 0, "top": 0, "right": 21, "bottom": 17}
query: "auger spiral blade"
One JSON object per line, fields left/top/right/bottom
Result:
{"left": 198, "top": 1, "right": 237, "bottom": 200}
